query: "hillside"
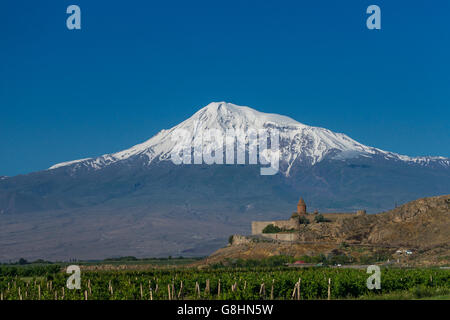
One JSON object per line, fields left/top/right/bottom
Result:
{"left": 206, "top": 195, "right": 450, "bottom": 266}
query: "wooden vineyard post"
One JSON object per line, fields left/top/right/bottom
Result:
{"left": 291, "top": 282, "right": 297, "bottom": 300}
{"left": 150, "top": 288, "right": 153, "bottom": 301}
{"left": 217, "top": 279, "right": 221, "bottom": 299}
{"left": 177, "top": 281, "right": 183, "bottom": 300}
{"left": 327, "top": 278, "right": 331, "bottom": 300}
{"left": 172, "top": 283, "right": 175, "bottom": 300}
{"left": 62, "top": 287, "right": 65, "bottom": 300}
{"left": 38, "top": 285, "right": 41, "bottom": 300}
{"left": 290, "top": 279, "right": 301, "bottom": 300}
{"left": 195, "top": 282, "right": 200, "bottom": 298}
{"left": 270, "top": 279, "right": 274, "bottom": 300}
{"left": 84, "top": 290, "right": 88, "bottom": 300}
{"left": 168, "top": 284, "right": 171, "bottom": 300}
{"left": 140, "top": 283, "right": 143, "bottom": 300}
{"left": 205, "top": 279, "right": 210, "bottom": 295}
{"left": 259, "top": 283, "right": 265, "bottom": 299}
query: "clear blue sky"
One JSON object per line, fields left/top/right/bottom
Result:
{"left": 1, "top": 0, "right": 449, "bottom": 176}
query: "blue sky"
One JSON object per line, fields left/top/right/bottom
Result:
{"left": 1, "top": 0, "right": 449, "bottom": 176}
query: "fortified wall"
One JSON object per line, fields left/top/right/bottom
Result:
{"left": 250, "top": 197, "right": 366, "bottom": 241}
{"left": 257, "top": 233, "right": 300, "bottom": 241}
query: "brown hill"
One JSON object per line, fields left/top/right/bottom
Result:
{"left": 205, "top": 195, "right": 450, "bottom": 266}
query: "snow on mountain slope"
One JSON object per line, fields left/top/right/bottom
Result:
{"left": 49, "top": 158, "right": 94, "bottom": 170}
{"left": 48, "top": 102, "right": 450, "bottom": 175}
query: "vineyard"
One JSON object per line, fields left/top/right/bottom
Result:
{"left": 0, "top": 266, "right": 449, "bottom": 300}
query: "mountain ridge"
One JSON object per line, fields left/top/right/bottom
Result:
{"left": 47, "top": 102, "right": 450, "bottom": 175}
{"left": 1, "top": 102, "right": 449, "bottom": 260}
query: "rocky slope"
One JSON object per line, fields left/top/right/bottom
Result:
{"left": 209, "top": 195, "right": 450, "bottom": 266}
{"left": 293, "top": 195, "right": 450, "bottom": 248}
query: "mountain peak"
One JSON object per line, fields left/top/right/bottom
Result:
{"left": 47, "top": 102, "right": 450, "bottom": 173}
{"left": 190, "top": 101, "right": 304, "bottom": 130}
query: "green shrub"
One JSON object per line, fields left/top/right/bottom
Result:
{"left": 299, "top": 216, "right": 310, "bottom": 224}
{"left": 328, "top": 254, "right": 352, "bottom": 265}
{"left": 413, "top": 285, "right": 437, "bottom": 299}
{"left": 262, "top": 224, "right": 282, "bottom": 233}
{"left": 314, "top": 214, "right": 331, "bottom": 223}
{"left": 339, "top": 242, "right": 350, "bottom": 249}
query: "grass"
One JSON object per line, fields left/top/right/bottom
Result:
{"left": 4, "top": 257, "right": 203, "bottom": 268}
{"left": 422, "top": 295, "right": 450, "bottom": 300}
{"left": 357, "top": 286, "right": 450, "bottom": 300}
{"left": 72, "top": 258, "right": 202, "bottom": 267}
{"left": 19, "top": 277, "right": 45, "bottom": 282}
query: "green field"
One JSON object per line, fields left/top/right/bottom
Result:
{"left": 0, "top": 263, "right": 449, "bottom": 300}
{"left": 74, "top": 257, "right": 202, "bottom": 267}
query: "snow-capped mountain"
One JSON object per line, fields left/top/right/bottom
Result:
{"left": 48, "top": 102, "right": 450, "bottom": 175}
{"left": 1, "top": 102, "right": 449, "bottom": 261}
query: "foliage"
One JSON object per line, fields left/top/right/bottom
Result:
{"left": 0, "top": 264, "right": 448, "bottom": 300}
{"left": 339, "top": 242, "right": 350, "bottom": 249}
{"left": 214, "top": 256, "right": 296, "bottom": 268}
{"left": 104, "top": 256, "right": 138, "bottom": 262}
{"left": 328, "top": 254, "right": 353, "bottom": 266}
{"left": 262, "top": 224, "right": 282, "bottom": 233}
{"left": 314, "top": 214, "right": 331, "bottom": 223}
{"left": 358, "top": 251, "right": 393, "bottom": 265}
{"left": 0, "top": 265, "right": 60, "bottom": 277}
{"left": 359, "top": 285, "right": 450, "bottom": 300}
{"left": 297, "top": 254, "right": 327, "bottom": 264}
{"left": 299, "top": 216, "right": 310, "bottom": 225}
{"left": 18, "top": 258, "right": 28, "bottom": 265}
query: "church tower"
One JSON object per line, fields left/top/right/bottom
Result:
{"left": 297, "top": 197, "right": 307, "bottom": 215}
